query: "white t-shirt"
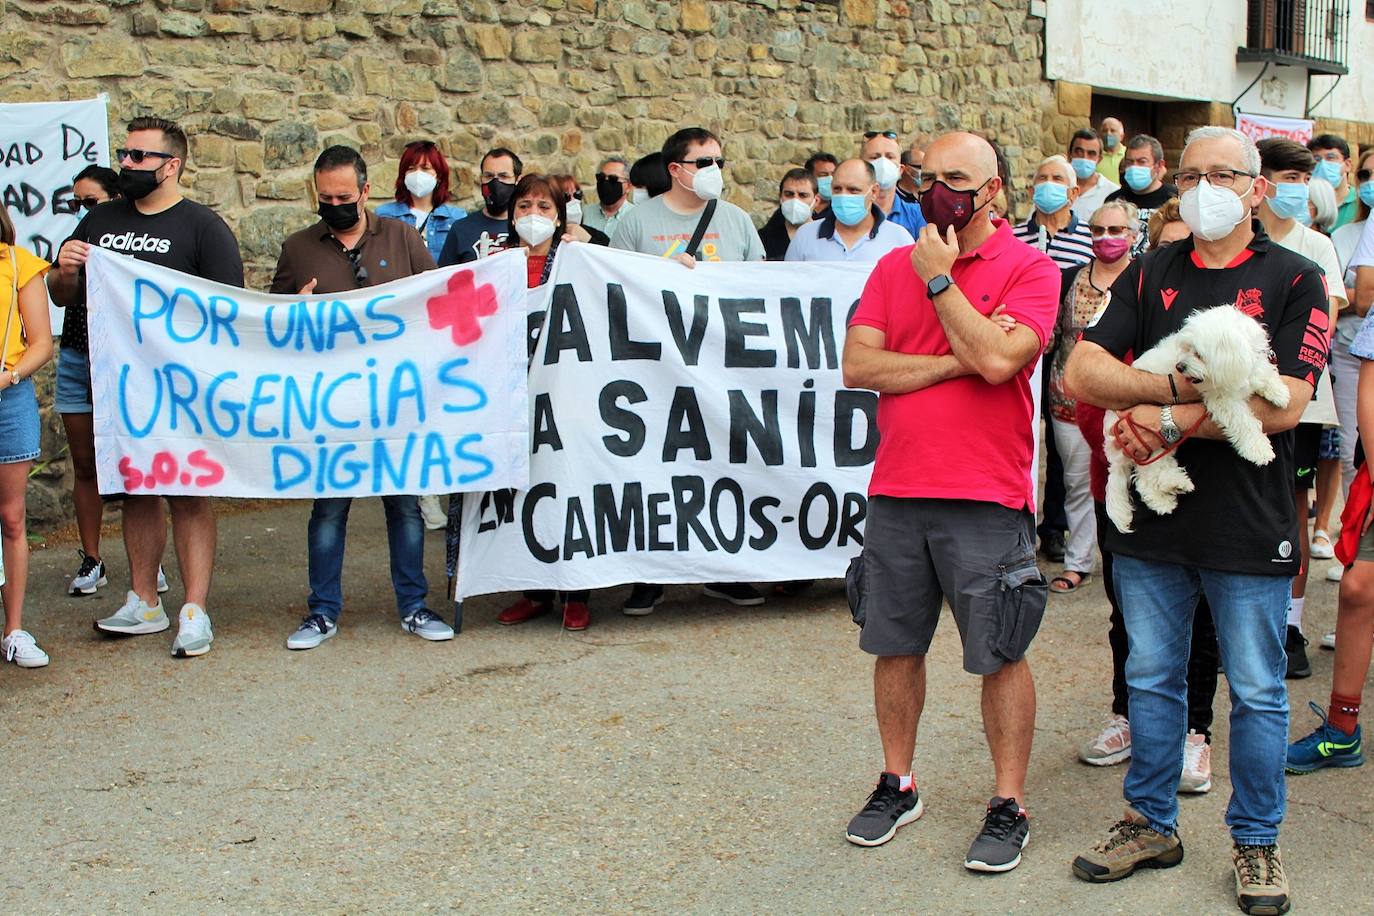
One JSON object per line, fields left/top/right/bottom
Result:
{"left": 1071, "top": 175, "right": 1121, "bottom": 221}
{"left": 1275, "top": 221, "right": 1344, "bottom": 425}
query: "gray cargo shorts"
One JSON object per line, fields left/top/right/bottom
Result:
{"left": 847, "top": 496, "right": 1048, "bottom": 675}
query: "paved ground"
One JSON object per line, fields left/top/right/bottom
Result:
{"left": 4, "top": 498, "right": 1370, "bottom": 914}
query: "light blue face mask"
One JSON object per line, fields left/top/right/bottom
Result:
{"left": 1360, "top": 180, "right": 1374, "bottom": 209}
{"left": 1266, "top": 181, "right": 1311, "bottom": 221}
{"left": 1032, "top": 181, "right": 1070, "bottom": 214}
{"left": 1314, "top": 159, "right": 1344, "bottom": 187}
{"left": 831, "top": 193, "right": 869, "bottom": 226}
{"left": 1124, "top": 165, "right": 1154, "bottom": 192}
{"left": 817, "top": 175, "right": 833, "bottom": 200}
{"left": 1070, "top": 157, "right": 1097, "bottom": 180}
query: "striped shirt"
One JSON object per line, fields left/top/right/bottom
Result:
{"left": 1012, "top": 213, "right": 1094, "bottom": 270}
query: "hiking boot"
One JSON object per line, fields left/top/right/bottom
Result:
{"left": 1286, "top": 700, "right": 1363, "bottom": 774}
{"left": 1179, "top": 730, "right": 1212, "bottom": 794}
{"left": 1079, "top": 715, "right": 1131, "bottom": 766}
{"left": 1284, "top": 625, "right": 1310, "bottom": 679}
{"left": 1233, "top": 842, "right": 1291, "bottom": 915}
{"left": 1071, "top": 809, "right": 1183, "bottom": 882}
{"left": 845, "top": 773, "right": 923, "bottom": 847}
{"left": 965, "top": 796, "right": 1030, "bottom": 872}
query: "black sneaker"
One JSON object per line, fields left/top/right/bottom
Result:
{"left": 622, "top": 584, "right": 665, "bottom": 616}
{"left": 965, "top": 796, "right": 1030, "bottom": 872}
{"left": 1284, "top": 625, "right": 1311, "bottom": 679}
{"left": 702, "top": 582, "right": 765, "bottom": 606}
{"left": 845, "top": 773, "right": 923, "bottom": 846}
{"left": 1040, "top": 530, "right": 1066, "bottom": 563}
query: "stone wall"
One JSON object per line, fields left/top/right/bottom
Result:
{"left": 2, "top": 0, "right": 1051, "bottom": 525}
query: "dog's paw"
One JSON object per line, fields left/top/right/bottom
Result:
{"left": 1233, "top": 437, "right": 1277, "bottom": 465}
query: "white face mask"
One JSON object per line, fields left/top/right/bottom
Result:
{"left": 687, "top": 163, "right": 723, "bottom": 201}
{"left": 514, "top": 214, "right": 557, "bottom": 246}
{"left": 1179, "top": 177, "right": 1252, "bottom": 242}
{"left": 631, "top": 188, "right": 650, "bottom": 205}
{"left": 564, "top": 199, "right": 583, "bottom": 224}
{"left": 870, "top": 156, "right": 900, "bottom": 190}
{"left": 780, "top": 198, "right": 812, "bottom": 225}
{"left": 404, "top": 170, "right": 438, "bottom": 199}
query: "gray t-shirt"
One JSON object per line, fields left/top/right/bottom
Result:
{"left": 609, "top": 195, "right": 765, "bottom": 262}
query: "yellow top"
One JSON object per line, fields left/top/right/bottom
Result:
{"left": 0, "top": 242, "right": 51, "bottom": 371}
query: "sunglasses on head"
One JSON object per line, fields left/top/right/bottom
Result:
{"left": 116, "top": 147, "right": 175, "bottom": 164}
{"left": 676, "top": 156, "right": 725, "bottom": 169}
{"left": 865, "top": 130, "right": 898, "bottom": 140}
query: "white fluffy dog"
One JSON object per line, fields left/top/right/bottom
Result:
{"left": 1104, "top": 305, "right": 1291, "bottom": 533}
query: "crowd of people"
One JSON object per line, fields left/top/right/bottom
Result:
{"left": 3, "top": 109, "right": 1374, "bottom": 914}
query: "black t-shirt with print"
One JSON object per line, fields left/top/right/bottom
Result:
{"left": 438, "top": 210, "right": 510, "bottom": 266}
{"left": 1080, "top": 222, "right": 1329, "bottom": 576}
{"left": 59, "top": 198, "right": 244, "bottom": 352}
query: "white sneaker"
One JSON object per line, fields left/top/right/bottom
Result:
{"left": 418, "top": 495, "right": 447, "bottom": 531}
{"left": 68, "top": 550, "right": 108, "bottom": 596}
{"left": 94, "top": 591, "right": 169, "bottom": 635}
{"left": 157, "top": 566, "right": 170, "bottom": 594}
{"left": 3, "top": 629, "right": 49, "bottom": 668}
{"left": 1078, "top": 714, "right": 1132, "bottom": 766}
{"left": 171, "top": 603, "right": 213, "bottom": 657}
{"left": 401, "top": 608, "right": 454, "bottom": 641}
{"left": 1321, "top": 630, "right": 1337, "bottom": 650}
{"left": 1179, "top": 730, "right": 1212, "bottom": 794}
{"left": 1327, "top": 563, "right": 1344, "bottom": 582}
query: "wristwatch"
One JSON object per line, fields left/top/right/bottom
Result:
{"left": 926, "top": 273, "right": 954, "bottom": 299}
{"left": 1159, "top": 405, "right": 1182, "bottom": 444}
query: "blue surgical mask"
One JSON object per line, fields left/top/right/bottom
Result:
{"left": 831, "top": 194, "right": 869, "bottom": 226}
{"left": 817, "top": 175, "right": 833, "bottom": 200}
{"left": 1032, "top": 182, "right": 1070, "bottom": 214}
{"left": 1124, "top": 165, "right": 1154, "bottom": 192}
{"left": 1314, "top": 159, "right": 1344, "bottom": 187}
{"left": 1359, "top": 180, "right": 1374, "bottom": 209}
{"left": 1266, "top": 181, "right": 1311, "bottom": 221}
{"left": 1070, "top": 157, "right": 1097, "bottom": 180}
{"left": 1104, "top": 134, "right": 1120, "bottom": 150}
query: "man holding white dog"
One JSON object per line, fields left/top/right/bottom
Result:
{"left": 1065, "top": 126, "right": 1329, "bottom": 915}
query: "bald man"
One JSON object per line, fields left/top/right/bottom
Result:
{"left": 1098, "top": 117, "right": 1126, "bottom": 181}
{"left": 786, "top": 158, "right": 914, "bottom": 262}
{"left": 841, "top": 132, "right": 1061, "bottom": 872}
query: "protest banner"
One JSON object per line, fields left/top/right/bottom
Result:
{"left": 1236, "top": 112, "right": 1314, "bottom": 146}
{"left": 85, "top": 247, "right": 531, "bottom": 499}
{"left": 456, "top": 243, "right": 879, "bottom": 598}
{"left": 0, "top": 96, "right": 111, "bottom": 333}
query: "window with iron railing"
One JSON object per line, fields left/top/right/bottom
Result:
{"left": 1241, "top": 0, "right": 1350, "bottom": 73}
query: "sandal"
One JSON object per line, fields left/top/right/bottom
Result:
{"left": 1050, "top": 571, "right": 1091, "bottom": 594}
{"left": 1311, "top": 530, "right": 1335, "bottom": 560}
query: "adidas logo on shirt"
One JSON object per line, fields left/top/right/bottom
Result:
{"left": 98, "top": 231, "right": 172, "bottom": 254}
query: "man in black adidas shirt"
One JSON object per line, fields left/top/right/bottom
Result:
{"left": 49, "top": 117, "right": 243, "bottom": 659}
{"left": 1065, "top": 127, "right": 1325, "bottom": 913}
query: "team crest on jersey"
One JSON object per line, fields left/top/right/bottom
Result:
{"left": 1234, "top": 287, "right": 1263, "bottom": 319}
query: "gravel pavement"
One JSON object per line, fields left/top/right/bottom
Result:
{"left": 4, "top": 499, "right": 1370, "bottom": 914}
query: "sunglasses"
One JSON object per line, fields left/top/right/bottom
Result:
{"left": 676, "top": 157, "right": 725, "bottom": 169}
{"left": 1359, "top": 168, "right": 1372, "bottom": 183}
{"left": 865, "top": 130, "right": 899, "bottom": 140}
{"left": 1089, "top": 224, "right": 1131, "bottom": 237}
{"left": 345, "top": 247, "right": 369, "bottom": 286}
{"left": 116, "top": 147, "right": 175, "bottom": 164}
{"left": 569, "top": 189, "right": 584, "bottom": 201}
{"left": 76, "top": 197, "right": 103, "bottom": 211}
{"left": 594, "top": 172, "right": 626, "bottom": 182}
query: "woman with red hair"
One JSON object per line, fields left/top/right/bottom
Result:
{"left": 376, "top": 140, "right": 467, "bottom": 262}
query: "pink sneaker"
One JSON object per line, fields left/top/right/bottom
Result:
{"left": 1079, "top": 715, "right": 1131, "bottom": 766}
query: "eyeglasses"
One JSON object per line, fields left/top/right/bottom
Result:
{"left": 864, "top": 130, "right": 898, "bottom": 140}
{"left": 481, "top": 171, "right": 516, "bottom": 183}
{"left": 1089, "top": 224, "right": 1131, "bottom": 237}
{"left": 1171, "top": 168, "right": 1256, "bottom": 191}
{"left": 345, "top": 247, "right": 368, "bottom": 286}
{"left": 676, "top": 157, "right": 725, "bottom": 170}
{"left": 116, "top": 147, "right": 174, "bottom": 164}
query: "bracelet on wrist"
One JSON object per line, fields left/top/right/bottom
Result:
{"left": 1167, "top": 372, "right": 1180, "bottom": 405}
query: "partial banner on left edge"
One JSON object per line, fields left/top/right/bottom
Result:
{"left": 0, "top": 96, "right": 111, "bottom": 335}
{"left": 85, "top": 246, "right": 531, "bottom": 499}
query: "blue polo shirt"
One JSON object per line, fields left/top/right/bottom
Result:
{"left": 887, "top": 193, "right": 927, "bottom": 237}
{"left": 785, "top": 205, "right": 915, "bottom": 262}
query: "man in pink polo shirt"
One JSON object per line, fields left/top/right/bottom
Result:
{"left": 840, "top": 132, "right": 1060, "bottom": 873}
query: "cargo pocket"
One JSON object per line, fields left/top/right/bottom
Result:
{"left": 845, "top": 552, "right": 866, "bottom": 628}
{"left": 993, "top": 551, "right": 1048, "bottom": 662}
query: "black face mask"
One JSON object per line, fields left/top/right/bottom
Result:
{"left": 595, "top": 174, "right": 625, "bottom": 207}
{"left": 482, "top": 179, "right": 517, "bottom": 215}
{"left": 118, "top": 167, "right": 162, "bottom": 201}
{"left": 318, "top": 200, "right": 361, "bottom": 232}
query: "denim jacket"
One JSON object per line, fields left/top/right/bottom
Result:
{"left": 375, "top": 200, "right": 467, "bottom": 263}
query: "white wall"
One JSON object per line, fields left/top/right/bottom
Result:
{"left": 1045, "top": 0, "right": 1349, "bottom": 120}
{"left": 1312, "top": 16, "right": 1374, "bottom": 123}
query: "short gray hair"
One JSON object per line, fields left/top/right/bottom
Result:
{"left": 1183, "top": 126, "right": 1261, "bottom": 176}
{"left": 598, "top": 155, "right": 630, "bottom": 171}
{"left": 1308, "top": 176, "right": 1338, "bottom": 231}
{"left": 1037, "top": 154, "right": 1077, "bottom": 189}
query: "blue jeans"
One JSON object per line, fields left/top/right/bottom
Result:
{"left": 307, "top": 496, "right": 428, "bottom": 622}
{"left": 1113, "top": 555, "right": 1290, "bottom": 846}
